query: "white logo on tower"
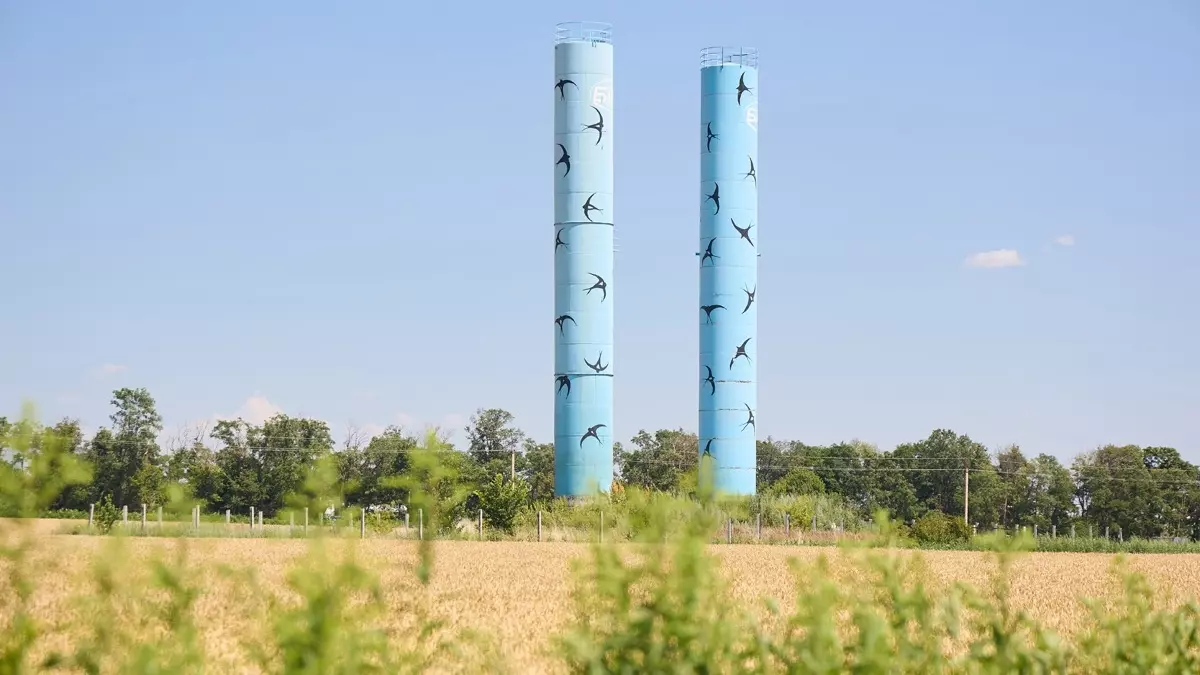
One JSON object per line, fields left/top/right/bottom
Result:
{"left": 592, "top": 79, "right": 612, "bottom": 109}
{"left": 745, "top": 104, "right": 758, "bottom": 132}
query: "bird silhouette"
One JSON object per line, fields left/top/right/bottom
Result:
{"left": 703, "top": 366, "right": 715, "bottom": 395}
{"left": 556, "top": 375, "right": 571, "bottom": 397}
{"left": 580, "top": 423, "right": 606, "bottom": 447}
{"left": 702, "top": 438, "right": 714, "bottom": 456}
{"left": 584, "top": 351, "right": 609, "bottom": 373}
{"left": 701, "top": 304, "right": 726, "bottom": 323}
{"left": 585, "top": 273, "right": 607, "bottom": 301}
{"left": 732, "top": 219, "right": 755, "bottom": 247}
{"left": 554, "top": 314, "right": 576, "bottom": 335}
{"left": 742, "top": 285, "right": 756, "bottom": 314}
{"left": 736, "top": 72, "right": 753, "bottom": 105}
{"left": 706, "top": 122, "right": 718, "bottom": 152}
{"left": 741, "top": 404, "right": 756, "bottom": 432}
{"left": 729, "top": 337, "right": 752, "bottom": 369}
{"left": 705, "top": 183, "right": 720, "bottom": 214}
{"left": 556, "top": 143, "right": 571, "bottom": 177}
{"left": 555, "top": 78, "right": 577, "bottom": 99}
{"left": 583, "top": 106, "right": 605, "bottom": 145}
{"left": 701, "top": 238, "right": 719, "bottom": 266}
{"left": 744, "top": 155, "right": 756, "bottom": 185}
{"left": 582, "top": 193, "right": 602, "bottom": 222}
{"left": 555, "top": 228, "right": 568, "bottom": 251}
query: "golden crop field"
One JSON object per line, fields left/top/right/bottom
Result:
{"left": 7, "top": 520, "right": 1200, "bottom": 673}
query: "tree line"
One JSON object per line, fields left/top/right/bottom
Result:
{"left": 2, "top": 387, "right": 1197, "bottom": 539}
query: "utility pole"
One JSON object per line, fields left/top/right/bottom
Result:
{"left": 963, "top": 464, "right": 970, "bottom": 526}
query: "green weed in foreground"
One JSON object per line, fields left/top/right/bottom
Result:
{"left": 5, "top": 407, "right": 1200, "bottom": 673}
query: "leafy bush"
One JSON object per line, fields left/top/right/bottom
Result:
{"left": 94, "top": 494, "right": 121, "bottom": 534}
{"left": 478, "top": 473, "right": 529, "bottom": 534}
{"left": 911, "top": 509, "right": 971, "bottom": 545}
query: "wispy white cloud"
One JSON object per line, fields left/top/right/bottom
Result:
{"left": 91, "top": 363, "right": 127, "bottom": 378}
{"left": 1054, "top": 234, "right": 1075, "bottom": 246}
{"left": 964, "top": 249, "right": 1025, "bottom": 269}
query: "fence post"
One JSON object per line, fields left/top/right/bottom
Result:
{"left": 195, "top": 505, "right": 200, "bottom": 531}
{"left": 1052, "top": 524, "right": 1057, "bottom": 538}
{"left": 404, "top": 512, "right": 410, "bottom": 533}
{"left": 1105, "top": 526, "right": 1109, "bottom": 540}
{"left": 478, "top": 509, "right": 483, "bottom": 540}
{"left": 157, "top": 505, "right": 163, "bottom": 532}
{"left": 88, "top": 503, "right": 94, "bottom": 529}
{"left": 304, "top": 507, "right": 309, "bottom": 535}
{"left": 1034, "top": 524, "right": 1038, "bottom": 538}
{"left": 225, "top": 509, "right": 230, "bottom": 526}
{"left": 727, "top": 518, "right": 733, "bottom": 544}
{"left": 361, "top": 509, "right": 366, "bottom": 539}
{"left": 258, "top": 511, "right": 263, "bottom": 529}
{"left": 972, "top": 524, "right": 978, "bottom": 536}
{"left": 811, "top": 515, "right": 817, "bottom": 532}
{"left": 290, "top": 512, "right": 295, "bottom": 536}
{"left": 840, "top": 517, "right": 845, "bottom": 534}
{"left": 250, "top": 506, "right": 255, "bottom": 531}
{"left": 141, "top": 504, "right": 147, "bottom": 533}
{"left": 537, "top": 511, "right": 542, "bottom": 542}
{"left": 756, "top": 513, "right": 761, "bottom": 540}
{"left": 784, "top": 513, "right": 790, "bottom": 539}
{"left": 1118, "top": 527, "right": 1123, "bottom": 543}
{"left": 418, "top": 508, "right": 424, "bottom": 540}
{"left": 1089, "top": 525, "right": 1093, "bottom": 538}
{"left": 122, "top": 505, "right": 128, "bottom": 526}
{"left": 1071, "top": 524, "right": 1075, "bottom": 538}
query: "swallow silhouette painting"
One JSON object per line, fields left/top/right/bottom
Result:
{"left": 554, "top": 314, "right": 576, "bottom": 335}
{"left": 584, "top": 106, "right": 605, "bottom": 145}
{"left": 584, "top": 351, "right": 609, "bottom": 373}
{"left": 582, "top": 193, "right": 602, "bottom": 222}
{"left": 556, "top": 375, "right": 571, "bottom": 398}
{"left": 706, "top": 122, "right": 718, "bottom": 152}
{"left": 555, "top": 228, "right": 568, "bottom": 251}
{"left": 580, "top": 423, "right": 606, "bottom": 447}
{"left": 585, "top": 273, "right": 608, "bottom": 301}
{"left": 555, "top": 78, "right": 577, "bottom": 99}
{"left": 705, "top": 183, "right": 720, "bottom": 214}
{"left": 556, "top": 143, "right": 571, "bottom": 177}
{"left": 703, "top": 366, "right": 715, "bottom": 395}
{"left": 732, "top": 219, "right": 755, "bottom": 247}
{"left": 701, "top": 304, "right": 725, "bottom": 323}
{"left": 744, "top": 155, "right": 756, "bottom": 185}
{"left": 729, "top": 337, "right": 752, "bottom": 370}
{"left": 702, "top": 438, "right": 714, "bottom": 457}
{"left": 742, "top": 285, "right": 756, "bottom": 314}
{"left": 736, "top": 72, "right": 753, "bottom": 105}
{"left": 700, "top": 238, "right": 719, "bottom": 266}
{"left": 741, "top": 404, "right": 756, "bottom": 432}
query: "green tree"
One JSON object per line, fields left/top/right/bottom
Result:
{"left": 519, "top": 439, "right": 555, "bottom": 501}
{"left": 478, "top": 473, "right": 530, "bottom": 533}
{"left": 356, "top": 426, "right": 416, "bottom": 506}
{"left": 86, "top": 388, "right": 164, "bottom": 509}
{"left": 770, "top": 468, "right": 826, "bottom": 496}
{"left": 616, "top": 428, "right": 697, "bottom": 493}
{"left": 464, "top": 408, "right": 526, "bottom": 477}
{"left": 1074, "top": 445, "right": 1161, "bottom": 538}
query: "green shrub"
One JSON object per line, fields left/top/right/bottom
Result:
{"left": 93, "top": 495, "right": 121, "bottom": 534}
{"left": 911, "top": 509, "right": 971, "bottom": 545}
{"left": 478, "top": 473, "right": 529, "bottom": 534}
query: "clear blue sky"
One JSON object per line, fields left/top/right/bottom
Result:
{"left": 2, "top": 1, "right": 1197, "bottom": 461}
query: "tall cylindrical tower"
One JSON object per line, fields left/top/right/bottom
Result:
{"left": 554, "top": 21, "right": 614, "bottom": 496}
{"left": 698, "top": 46, "right": 758, "bottom": 495}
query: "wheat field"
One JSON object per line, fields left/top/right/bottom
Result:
{"left": 8, "top": 520, "right": 1200, "bottom": 673}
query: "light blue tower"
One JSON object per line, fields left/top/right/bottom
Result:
{"left": 699, "top": 47, "right": 758, "bottom": 495}
{"left": 553, "top": 22, "right": 614, "bottom": 497}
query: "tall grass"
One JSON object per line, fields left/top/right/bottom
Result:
{"left": 5, "top": 406, "right": 1200, "bottom": 672}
